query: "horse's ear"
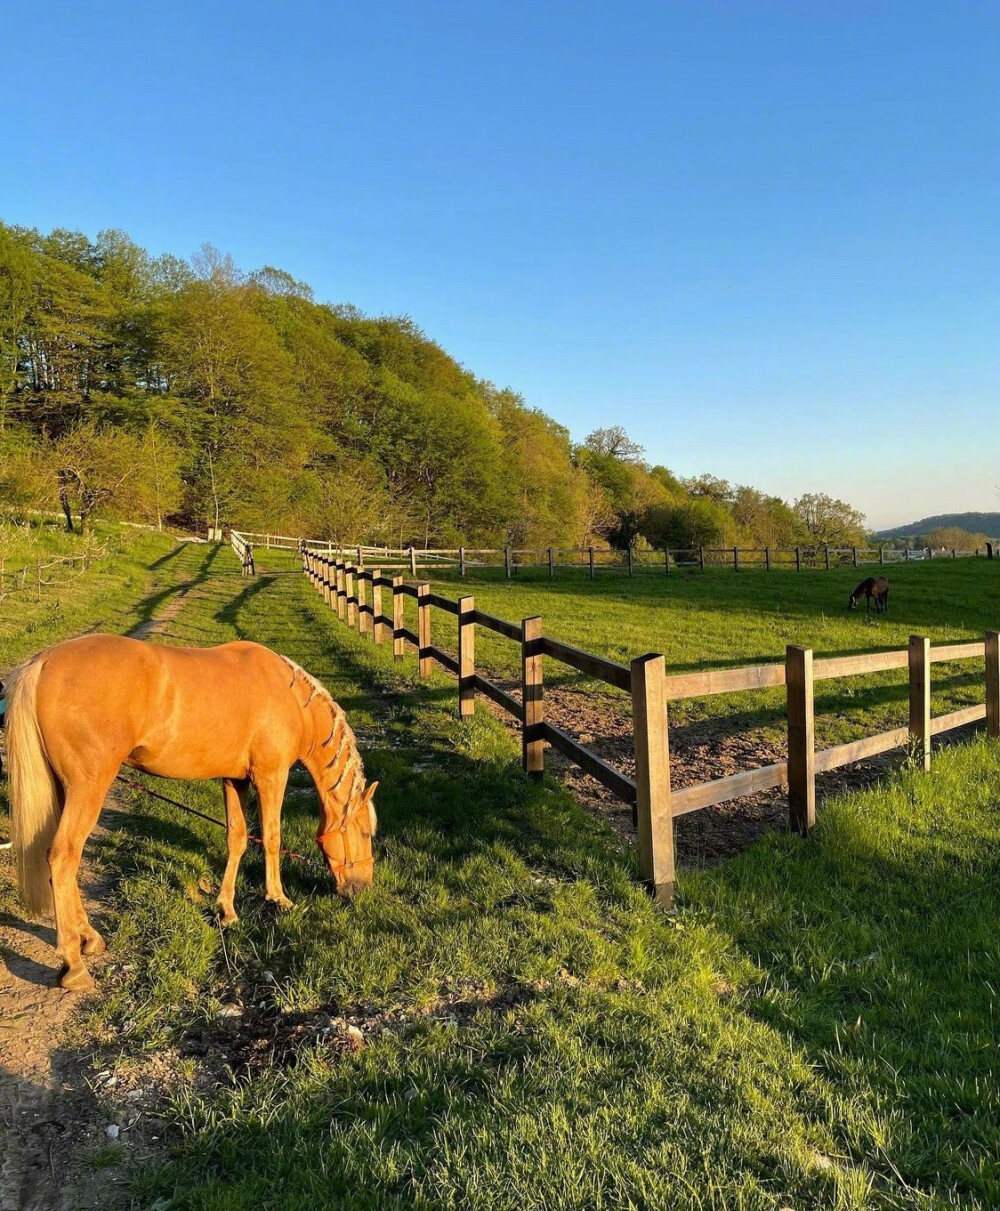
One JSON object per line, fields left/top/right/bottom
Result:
{"left": 364, "top": 781, "right": 379, "bottom": 804}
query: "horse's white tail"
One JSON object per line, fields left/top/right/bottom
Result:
{"left": 7, "top": 657, "right": 60, "bottom": 915}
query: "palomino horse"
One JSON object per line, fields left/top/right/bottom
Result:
{"left": 5, "top": 634, "right": 378, "bottom": 990}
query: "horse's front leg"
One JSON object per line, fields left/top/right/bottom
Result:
{"left": 49, "top": 784, "right": 108, "bottom": 990}
{"left": 218, "top": 777, "right": 250, "bottom": 926}
{"left": 253, "top": 767, "right": 292, "bottom": 910}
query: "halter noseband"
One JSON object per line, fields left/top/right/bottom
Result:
{"left": 316, "top": 820, "right": 373, "bottom": 879}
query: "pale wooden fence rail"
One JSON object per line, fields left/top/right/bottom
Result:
{"left": 288, "top": 544, "right": 1000, "bottom": 908}
{"left": 229, "top": 530, "right": 999, "bottom": 579}
{"left": 0, "top": 549, "right": 103, "bottom": 602}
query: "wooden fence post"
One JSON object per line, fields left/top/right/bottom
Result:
{"left": 765, "top": 546, "right": 771, "bottom": 572}
{"left": 458, "top": 596, "right": 476, "bottom": 719}
{"left": 824, "top": 547, "right": 831, "bottom": 571}
{"left": 521, "top": 616, "right": 544, "bottom": 777}
{"left": 409, "top": 546, "right": 417, "bottom": 577}
{"left": 504, "top": 547, "right": 511, "bottom": 579}
{"left": 908, "top": 635, "right": 931, "bottom": 772}
{"left": 357, "top": 544, "right": 363, "bottom": 566}
{"left": 631, "top": 654, "right": 674, "bottom": 907}
{"left": 786, "top": 645, "right": 815, "bottom": 836}
{"left": 344, "top": 566, "right": 357, "bottom": 628}
{"left": 459, "top": 546, "right": 466, "bottom": 577}
{"left": 879, "top": 546, "right": 884, "bottom": 565}
{"left": 852, "top": 547, "right": 858, "bottom": 567}
{"left": 322, "top": 556, "right": 334, "bottom": 607}
{"left": 589, "top": 547, "right": 595, "bottom": 579}
{"left": 664, "top": 549, "right": 670, "bottom": 575}
{"left": 548, "top": 547, "right": 554, "bottom": 578}
{"left": 392, "top": 576, "right": 405, "bottom": 659}
{"left": 627, "top": 547, "right": 633, "bottom": 577}
{"left": 986, "top": 631, "right": 1000, "bottom": 740}
{"left": 417, "top": 582, "right": 432, "bottom": 677}
{"left": 904, "top": 547, "right": 910, "bottom": 562}
{"left": 357, "top": 569, "right": 369, "bottom": 636}
{"left": 372, "top": 570, "right": 383, "bottom": 643}
{"left": 795, "top": 546, "right": 801, "bottom": 572}
{"left": 733, "top": 547, "right": 739, "bottom": 572}
{"left": 336, "top": 561, "right": 346, "bottom": 621}
{"left": 699, "top": 547, "right": 705, "bottom": 571}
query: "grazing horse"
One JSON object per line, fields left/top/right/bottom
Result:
{"left": 848, "top": 575, "right": 890, "bottom": 615}
{"left": 4, "top": 634, "right": 378, "bottom": 991}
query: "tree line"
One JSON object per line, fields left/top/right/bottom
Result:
{"left": 0, "top": 221, "right": 869, "bottom": 550}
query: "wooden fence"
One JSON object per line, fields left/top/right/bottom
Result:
{"left": 296, "top": 547, "right": 1000, "bottom": 907}
{"left": 0, "top": 549, "right": 102, "bottom": 603}
{"left": 229, "top": 530, "right": 998, "bottom": 579}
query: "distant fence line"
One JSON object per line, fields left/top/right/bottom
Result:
{"left": 0, "top": 548, "right": 104, "bottom": 603}
{"left": 229, "top": 531, "right": 998, "bottom": 579}
{"left": 278, "top": 540, "right": 1000, "bottom": 909}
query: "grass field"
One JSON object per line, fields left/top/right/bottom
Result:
{"left": 272, "top": 548, "right": 999, "bottom": 753}
{"left": 2, "top": 538, "right": 1000, "bottom": 1208}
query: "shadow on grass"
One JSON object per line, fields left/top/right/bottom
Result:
{"left": 34, "top": 561, "right": 1000, "bottom": 1208}
{"left": 121, "top": 740, "right": 1000, "bottom": 1211}
{"left": 127, "top": 543, "right": 227, "bottom": 634}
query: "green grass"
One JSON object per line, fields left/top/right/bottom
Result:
{"left": 4, "top": 539, "right": 1000, "bottom": 1208}
{"left": 269, "top": 548, "right": 998, "bottom": 753}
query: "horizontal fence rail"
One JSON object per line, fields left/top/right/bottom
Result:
{"left": 230, "top": 530, "right": 1000, "bottom": 582}
{"left": 0, "top": 548, "right": 105, "bottom": 602}
{"left": 287, "top": 543, "right": 1000, "bottom": 910}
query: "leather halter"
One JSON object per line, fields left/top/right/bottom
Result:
{"left": 315, "top": 820, "right": 373, "bottom": 879}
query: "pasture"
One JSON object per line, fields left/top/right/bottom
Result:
{"left": 2, "top": 533, "right": 1000, "bottom": 1209}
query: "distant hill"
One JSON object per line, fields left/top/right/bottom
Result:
{"left": 874, "top": 512, "right": 1000, "bottom": 539}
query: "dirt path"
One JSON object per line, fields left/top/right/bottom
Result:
{"left": 0, "top": 593, "right": 200, "bottom": 1209}
{"left": 0, "top": 858, "right": 117, "bottom": 1211}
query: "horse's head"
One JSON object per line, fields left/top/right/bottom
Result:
{"left": 847, "top": 593, "right": 859, "bottom": 611}
{"left": 316, "top": 781, "right": 378, "bottom": 897}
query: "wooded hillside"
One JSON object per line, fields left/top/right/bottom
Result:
{"left": 0, "top": 222, "right": 867, "bottom": 550}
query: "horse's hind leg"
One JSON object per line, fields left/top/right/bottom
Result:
{"left": 253, "top": 767, "right": 292, "bottom": 910}
{"left": 218, "top": 777, "right": 250, "bottom": 926}
{"left": 49, "top": 783, "right": 109, "bottom": 990}
{"left": 73, "top": 884, "right": 106, "bottom": 955}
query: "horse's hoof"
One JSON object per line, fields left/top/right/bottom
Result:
{"left": 82, "top": 932, "right": 106, "bottom": 956}
{"left": 266, "top": 895, "right": 294, "bottom": 912}
{"left": 218, "top": 910, "right": 239, "bottom": 928}
{"left": 60, "top": 964, "right": 95, "bottom": 992}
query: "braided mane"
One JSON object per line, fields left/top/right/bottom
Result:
{"left": 280, "top": 657, "right": 367, "bottom": 810}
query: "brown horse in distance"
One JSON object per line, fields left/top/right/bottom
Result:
{"left": 5, "top": 634, "right": 377, "bottom": 990}
{"left": 848, "top": 575, "right": 890, "bottom": 615}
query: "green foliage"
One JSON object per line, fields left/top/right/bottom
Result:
{"left": 793, "top": 492, "right": 868, "bottom": 548}
{"left": 0, "top": 219, "right": 869, "bottom": 550}
{"left": 924, "top": 525, "right": 991, "bottom": 551}
{"left": 641, "top": 496, "right": 733, "bottom": 549}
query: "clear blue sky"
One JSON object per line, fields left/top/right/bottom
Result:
{"left": 3, "top": 0, "right": 997, "bottom": 529}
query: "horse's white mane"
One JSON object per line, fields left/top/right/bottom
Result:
{"left": 280, "top": 656, "right": 370, "bottom": 818}
{"left": 280, "top": 655, "right": 334, "bottom": 707}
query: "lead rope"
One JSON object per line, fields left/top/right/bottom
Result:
{"left": 114, "top": 774, "right": 329, "bottom": 873}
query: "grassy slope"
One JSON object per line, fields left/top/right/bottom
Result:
{"left": 23, "top": 544, "right": 991, "bottom": 1210}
